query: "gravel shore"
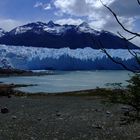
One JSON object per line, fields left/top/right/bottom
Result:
{"left": 0, "top": 95, "right": 140, "bottom": 140}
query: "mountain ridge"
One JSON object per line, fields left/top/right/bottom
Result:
{"left": 0, "top": 28, "right": 7, "bottom": 37}
{"left": 0, "top": 21, "right": 139, "bottom": 49}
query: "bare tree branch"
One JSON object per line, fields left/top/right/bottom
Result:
{"left": 98, "top": 0, "right": 140, "bottom": 73}
{"left": 95, "top": 39, "right": 139, "bottom": 73}
{"left": 137, "top": 0, "right": 140, "bottom": 5}
{"left": 123, "top": 41, "right": 140, "bottom": 66}
{"left": 116, "top": 32, "right": 140, "bottom": 66}
{"left": 117, "top": 32, "right": 137, "bottom": 41}
{"left": 100, "top": 0, "right": 140, "bottom": 37}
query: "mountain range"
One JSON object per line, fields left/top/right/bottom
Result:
{"left": 0, "top": 21, "right": 138, "bottom": 49}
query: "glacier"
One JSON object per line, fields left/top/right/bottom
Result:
{"left": 0, "top": 45, "right": 139, "bottom": 70}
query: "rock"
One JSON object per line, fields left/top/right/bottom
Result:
{"left": 1, "top": 107, "right": 9, "bottom": 114}
{"left": 12, "top": 115, "right": 17, "bottom": 119}
{"left": 37, "top": 118, "right": 42, "bottom": 121}
{"left": 92, "top": 124, "right": 103, "bottom": 129}
{"left": 136, "top": 136, "right": 140, "bottom": 140}
{"left": 56, "top": 113, "right": 61, "bottom": 117}
{"left": 56, "top": 111, "right": 61, "bottom": 117}
{"left": 94, "top": 109, "right": 101, "bottom": 112}
{"left": 106, "top": 111, "right": 112, "bottom": 117}
{"left": 121, "top": 106, "right": 130, "bottom": 110}
{"left": 58, "top": 117, "right": 63, "bottom": 120}
{"left": 106, "top": 111, "right": 111, "bottom": 114}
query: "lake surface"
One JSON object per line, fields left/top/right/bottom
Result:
{"left": 0, "top": 71, "right": 132, "bottom": 93}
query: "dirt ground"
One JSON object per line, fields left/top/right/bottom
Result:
{"left": 0, "top": 95, "right": 140, "bottom": 140}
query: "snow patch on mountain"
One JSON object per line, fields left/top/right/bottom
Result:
{"left": 0, "top": 28, "right": 6, "bottom": 37}
{"left": 14, "top": 26, "right": 33, "bottom": 35}
{"left": 77, "top": 22, "right": 100, "bottom": 34}
{"left": 43, "top": 26, "right": 65, "bottom": 34}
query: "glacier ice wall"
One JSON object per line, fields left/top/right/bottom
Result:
{"left": 0, "top": 45, "right": 139, "bottom": 70}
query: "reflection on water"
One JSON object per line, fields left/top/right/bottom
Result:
{"left": 0, "top": 70, "right": 132, "bottom": 93}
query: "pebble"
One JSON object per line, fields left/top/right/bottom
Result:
{"left": 121, "top": 106, "right": 130, "bottom": 110}
{"left": 1, "top": 107, "right": 9, "bottom": 114}
{"left": 37, "top": 118, "right": 42, "bottom": 121}
{"left": 92, "top": 124, "right": 103, "bottom": 129}
{"left": 136, "top": 136, "right": 140, "bottom": 140}
{"left": 106, "top": 111, "right": 111, "bottom": 114}
{"left": 58, "top": 117, "right": 63, "bottom": 120}
{"left": 94, "top": 109, "right": 101, "bottom": 112}
{"left": 56, "top": 112, "right": 61, "bottom": 117}
{"left": 12, "top": 115, "right": 17, "bottom": 119}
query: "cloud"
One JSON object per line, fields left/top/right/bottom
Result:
{"left": 110, "top": 0, "right": 140, "bottom": 17}
{"left": 0, "top": 19, "right": 23, "bottom": 31}
{"left": 55, "top": 18, "right": 83, "bottom": 25}
{"left": 54, "top": 0, "right": 114, "bottom": 17}
{"left": 34, "top": 2, "right": 51, "bottom": 10}
{"left": 53, "top": 0, "right": 140, "bottom": 46}
{"left": 53, "top": 0, "right": 139, "bottom": 30}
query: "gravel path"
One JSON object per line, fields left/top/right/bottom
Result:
{"left": 0, "top": 96, "right": 140, "bottom": 140}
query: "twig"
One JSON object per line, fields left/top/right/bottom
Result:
{"left": 97, "top": 39, "right": 139, "bottom": 73}
{"left": 137, "top": 0, "right": 140, "bottom": 5}
{"left": 100, "top": 0, "right": 140, "bottom": 37}
{"left": 117, "top": 32, "right": 137, "bottom": 41}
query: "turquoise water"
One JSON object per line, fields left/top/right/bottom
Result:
{"left": 0, "top": 71, "right": 132, "bottom": 93}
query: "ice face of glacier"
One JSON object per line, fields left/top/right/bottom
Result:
{"left": 0, "top": 45, "right": 139, "bottom": 70}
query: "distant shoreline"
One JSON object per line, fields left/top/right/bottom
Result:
{"left": 0, "top": 68, "right": 54, "bottom": 77}
{"left": 0, "top": 81, "right": 126, "bottom": 98}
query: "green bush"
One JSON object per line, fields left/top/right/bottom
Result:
{"left": 127, "top": 74, "right": 140, "bottom": 118}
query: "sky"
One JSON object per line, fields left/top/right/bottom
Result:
{"left": 0, "top": 0, "right": 140, "bottom": 45}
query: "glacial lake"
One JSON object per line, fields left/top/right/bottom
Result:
{"left": 0, "top": 70, "right": 132, "bottom": 93}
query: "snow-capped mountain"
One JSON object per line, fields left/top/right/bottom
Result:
{"left": 0, "top": 45, "right": 139, "bottom": 70}
{"left": 0, "top": 28, "right": 7, "bottom": 37}
{"left": 9, "top": 21, "right": 65, "bottom": 35}
{"left": 77, "top": 22, "right": 99, "bottom": 34}
{"left": 9, "top": 21, "right": 97, "bottom": 35}
{"left": 0, "top": 21, "right": 138, "bottom": 49}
